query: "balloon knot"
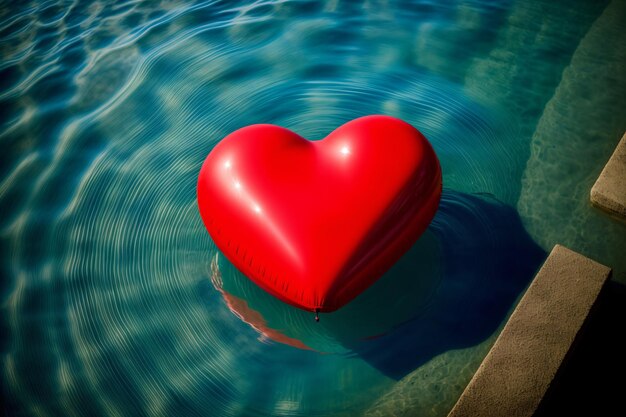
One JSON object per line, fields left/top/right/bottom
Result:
{"left": 314, "top": 309, "right": 320, "bottom": 322}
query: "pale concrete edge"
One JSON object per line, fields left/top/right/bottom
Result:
{"left": 447, "top": 244, "right": 612, "bottom": 417}
{"left": 589, "top": 194, "right": 626, "bottom": 223}
{"left": 590, "top": 132, "right": 626, "bottom": 220}
{"left": 533, "top": 266, "right": 613, "bottom": 415}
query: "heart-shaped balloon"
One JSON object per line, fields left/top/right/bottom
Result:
{"left": 198, "top": 115, "right": 441, "bottom": 313}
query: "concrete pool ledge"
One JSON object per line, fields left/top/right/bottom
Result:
{"left": 591, "top": 132, "right": 626, "bottom": 220}
{"left": 447, "top": 245, "right": 611, "bottom": 417}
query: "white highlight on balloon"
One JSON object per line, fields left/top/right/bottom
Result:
{"left": 340, "top": 145, "right": 350, "bottom": 156}
{"left": 218, "top": 161, "right": 301, "bottom": 267}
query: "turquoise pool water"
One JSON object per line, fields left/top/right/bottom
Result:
{"left": 2, "top": 1, "right": 625, "bottom": 416}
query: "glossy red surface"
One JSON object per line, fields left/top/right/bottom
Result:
{"left": 197, "top": 115, "right": 442, "bottom": 312}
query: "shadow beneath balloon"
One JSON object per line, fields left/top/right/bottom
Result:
{"left": 345, "top": 190, "right": 546, "bottom": 379}
{"left": 211, "top": 190, "right": 545, "bottom": 379}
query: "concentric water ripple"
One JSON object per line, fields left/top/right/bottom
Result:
{"left": 1, "top": 0, "right": 621, "bottom": 416}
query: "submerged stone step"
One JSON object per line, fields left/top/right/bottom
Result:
{"left": 591, "top": 132, "right": 626, "bottom": 219}
{"left": 447, "top": 245, "right": 611, "bottom": 417}
{"left": 517, "top": 0, "right": 626, "bottom": 283}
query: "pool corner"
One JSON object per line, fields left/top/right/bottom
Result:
{"left": 591, "top": 132, "right": 626, "bottom": 220}
{"left": 447, "top": 245, "right": 611, "bottom": 417}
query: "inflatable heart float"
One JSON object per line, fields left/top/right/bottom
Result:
{"left": 198, "top": 115, "right": 441, "bottom": 314}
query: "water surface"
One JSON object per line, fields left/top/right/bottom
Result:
{"left": 1, "top": 1, "right": 625, "bottom": 416}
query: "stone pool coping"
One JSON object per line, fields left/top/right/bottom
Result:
{"left": 447, "top": 245, "right": 611, "bottom": 417}
{"left": 591, "top": 132, "right": 626, "bottom": 220}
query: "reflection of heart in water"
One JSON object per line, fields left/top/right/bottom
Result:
{"left": 209, "top": 190, "right": 545, "bottom": 378}
{"left": 211, "top": 228, "right": 442, "bottom": 353}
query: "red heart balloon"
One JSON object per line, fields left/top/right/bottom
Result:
{"left": 198, "top": 115, "right": 441, "bottom": 313}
